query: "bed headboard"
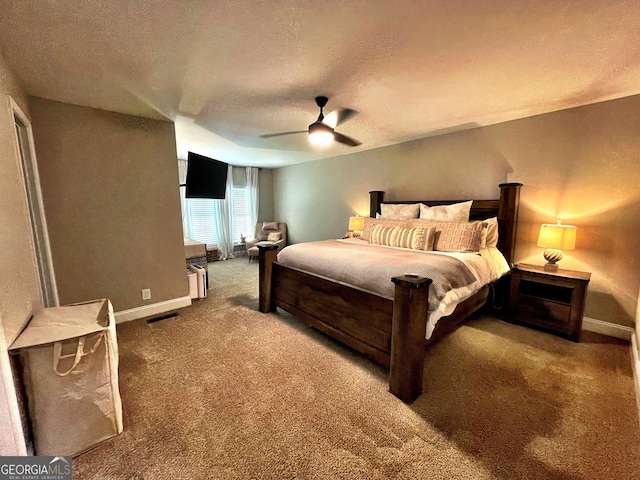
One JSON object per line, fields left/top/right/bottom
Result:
{"left": 369, "top": 183, "right": 522, "bottom": 266}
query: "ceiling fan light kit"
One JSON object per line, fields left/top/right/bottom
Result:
{"left": 260, "top": 96, "right": 361, "bottom": 147}
{"left": 308, "top": 121, "right": 334, "bottom": 146}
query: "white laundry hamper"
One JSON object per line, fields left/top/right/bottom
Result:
{"left": 10, "top": 299, "right": 123, "bottom": 457}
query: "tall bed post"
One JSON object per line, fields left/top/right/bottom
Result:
{"left": 369, "top": 190, "right": 384, "bottom": 217}
{"left": 496, "top": 182, "right": 522, "bottom": 267}
{"left": 389, "top": 275, "right": 432, "bottom": 403}
{"left": 258, "top": 244, "right": 278, "bottom": 313}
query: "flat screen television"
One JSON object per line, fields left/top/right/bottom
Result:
{"left": 185, "top": 152, "right": 228, "bottom": 199}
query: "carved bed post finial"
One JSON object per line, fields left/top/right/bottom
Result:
{"left": 369, "top": 191, "right": 385, "bottom": 218}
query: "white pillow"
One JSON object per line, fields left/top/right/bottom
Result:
{"left": 483, "top": 217, "right": 499, "bottom": 248}
{"left": 380, "top": 203, "right": 420, "bottom": 219}
{"left": 419, "top": 200, "right": 472, "bottom": 222}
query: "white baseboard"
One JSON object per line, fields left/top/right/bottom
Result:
{"left": 582, "top": 316, "right": 634, "bottom": 341}
{"left": 114, "top": 296, "right": 192, "bottom": 324}
{"left": 631, "top": 333, "right": 640, "bottom": 428}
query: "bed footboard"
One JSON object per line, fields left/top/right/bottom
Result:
{"left": 258, "top": 244, "right": 431, "bottom": 403}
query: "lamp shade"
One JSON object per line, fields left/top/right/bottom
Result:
{"left": 348, "top": 215, "right": 365, "bottom": 231}
{"left": 537, "top": 223, "right": 576, "bottom": 250}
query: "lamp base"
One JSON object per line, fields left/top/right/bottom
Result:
{"left": 543, "top": 248, "right": 563, "bottom": 263}
{"left": 542, "top": 248, "right": 564, "bottom": 271}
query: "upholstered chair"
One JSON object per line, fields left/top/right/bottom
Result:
{"left": 246, "top": 222, "right": 287, "bottom": 262}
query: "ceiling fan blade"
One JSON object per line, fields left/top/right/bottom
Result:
{"left": 333, "top": 131, "right": 362, "bottom": 147}
{"left": 323, "top": 108, "right": 358, "bottom": 129}
{"left": 259, "top": 130, "right": 307, "bottom": 139}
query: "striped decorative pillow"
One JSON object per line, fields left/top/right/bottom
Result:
{"left": 370, "top": 224, "right": 399, "bottom": 246}
{"left": 393, "top": 227, "right": 429, "bottom": 250}
{"left": 370, "top": 225, "right": 430, "bottom": 251}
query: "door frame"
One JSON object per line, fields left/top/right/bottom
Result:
{"left": 8, "top": 95, "right": 59, "bottom": 307}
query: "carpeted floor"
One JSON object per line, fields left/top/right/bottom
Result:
{"left": 73, "top": 257, "right": 640, "bottom": 479}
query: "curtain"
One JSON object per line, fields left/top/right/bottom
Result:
{"left": 246, "top": 167, "right": 259, "bottom": 236}
{"left": 213, "top": 164, "right": 235, "bottom": 260}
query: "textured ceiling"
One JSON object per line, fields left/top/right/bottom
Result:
{"left": 1, "top": 0, "right": 639, "bottom": 168}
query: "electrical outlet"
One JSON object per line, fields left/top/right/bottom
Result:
{"left": 141, "top": 288, "right": 151, "bottom": 300}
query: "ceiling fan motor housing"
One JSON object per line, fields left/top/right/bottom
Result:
{"left": 308, "top": 121, "right": 334, "bottom": 134}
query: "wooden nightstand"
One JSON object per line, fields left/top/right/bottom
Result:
{"left": 508, "top": 263, "right": 591, "bottom": 342}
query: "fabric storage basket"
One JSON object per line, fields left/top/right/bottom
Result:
{"left": 10, "top": 299, "right": 123, "bottom": 457}
{"left": 206, "top": 246, "right": 219, "bottom": 262}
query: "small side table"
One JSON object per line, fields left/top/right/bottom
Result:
{"left": 508, "top": 263, "right": 591, "bottom": 342}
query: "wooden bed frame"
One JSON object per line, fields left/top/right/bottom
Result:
{"left": 258, "top": 183, "right": 522, "bottom": 403}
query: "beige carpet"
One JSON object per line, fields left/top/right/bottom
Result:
{"left": 73, "top": 258, "right": 640, "bottom": 479}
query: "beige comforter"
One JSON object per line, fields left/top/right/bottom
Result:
{"left": 277, "top": 239, "right": 477, "bottom": 306}
{"left": 277, "top": 238, "right": 510, "bottom": 338}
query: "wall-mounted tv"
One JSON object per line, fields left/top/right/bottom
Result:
{"left": 185, "top": 152, "right": 228, "bottom": 199}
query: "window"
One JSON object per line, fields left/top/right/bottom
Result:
{"left": 181, "top": 184, "right": 253, "bottom": 246}
{"left": 232, "top": 186, "right": 251, "bottom": 244}
{"left": 187, "top": 198, "right": 218, "bottom": 245}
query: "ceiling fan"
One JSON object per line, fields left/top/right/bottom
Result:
{"left": 259, "top": 96, "right": 361, "bottom": 147}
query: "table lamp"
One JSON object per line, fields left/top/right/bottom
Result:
{"left": 537, "top": 221, "right": 576, "bottom": 270}
{"left": 348, "top": 215, "right": 365, "bottom": 238}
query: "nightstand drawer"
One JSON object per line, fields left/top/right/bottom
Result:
{"left": 516, "top": 296, "right": 571, "bottom": 324}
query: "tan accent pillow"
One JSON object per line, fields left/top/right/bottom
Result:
{"left": 267, "top": 232, "right": 282, "bottom": 242}
{"left": 262, "top": 221, "right": 279, "bottom": 230}
{"left": 380, "top": 203, "right": 420, "bottom": 219}
{"left": 362, "top": 217, "right": 409, "bottom": 241}
{"left": 407, "top": 220, "right": 442, "bottom": 250}
{"left": 419, "top": 200, "right": 473, "bottom": 222}
{"left": 429, "top": 221, "right": 487, "bottom": 253}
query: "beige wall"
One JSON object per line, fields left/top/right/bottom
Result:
{"left": 274, "top": 95, "right": 640, "bottom": 328}
{"left": 30, "top": 98, "right": 188, "bottom": 312}
{"left": 0, "top": 53, "right": 35, "bottom": 454}
{"left": 258, "top": 168, "right": 274, "bottom": 223}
